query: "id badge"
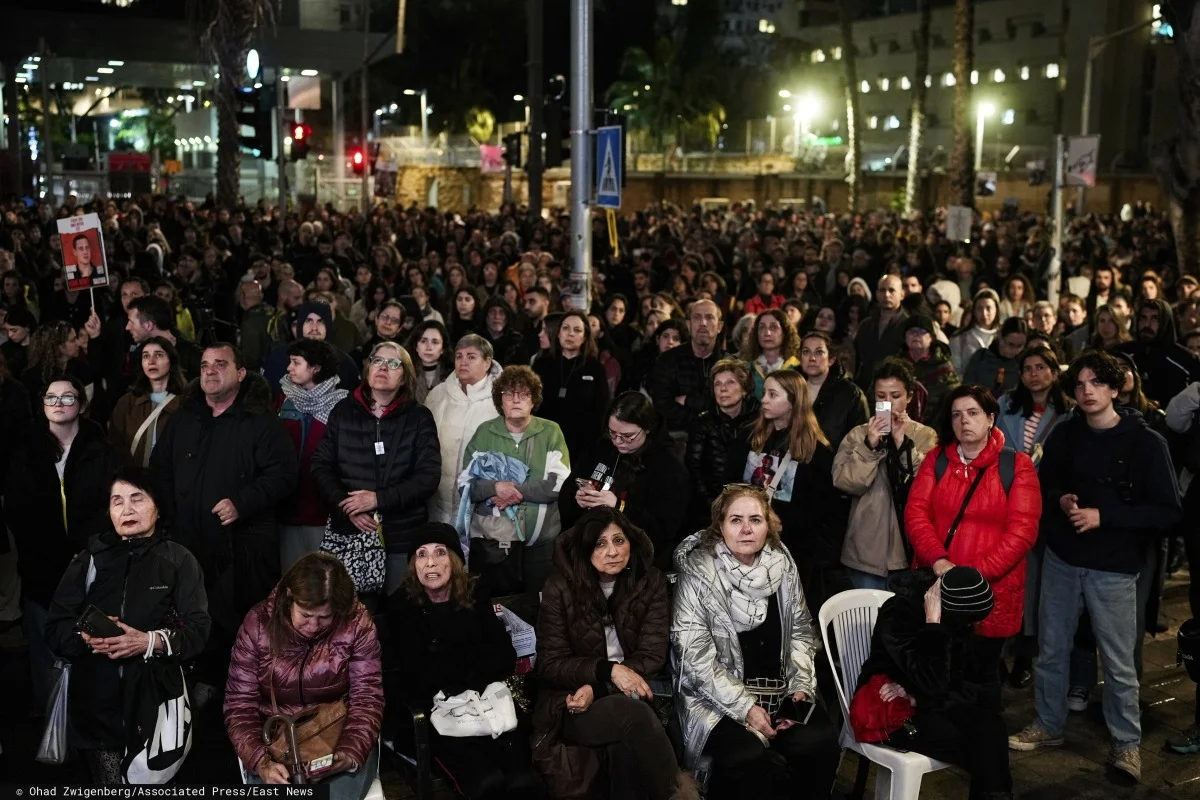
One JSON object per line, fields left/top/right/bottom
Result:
{"left": 374, "top": 441, "right": 385, "bottom": 455}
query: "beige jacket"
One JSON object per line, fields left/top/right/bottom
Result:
{"left": 833, "top": 420, "right": 939, "bottom": 577}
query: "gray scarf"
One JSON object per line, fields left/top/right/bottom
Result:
{"left": 279, "top": 375, "right": 347, "bottom": 423}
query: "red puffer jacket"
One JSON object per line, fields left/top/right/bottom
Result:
{"left": 223, "top": 588, "right": 384, "bottom": 772}
{"left": 904, "top": 426, "right": 1041, "bottom": 638}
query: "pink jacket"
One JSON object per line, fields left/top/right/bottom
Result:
{"left": 223, "top": 589, "right": 384, "bottom": 771}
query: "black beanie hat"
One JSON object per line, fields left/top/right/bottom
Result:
{"left": 410, "top": 521, "right": 465, "bottom": 564}
{"left": 297, "top": 301, "right": 334, "bottom": 335}
{"left": 904, "top": 314, "right": 936, "bottom": 336}
{"left": 940, "top": 566, "right": 994, "bottom": 626}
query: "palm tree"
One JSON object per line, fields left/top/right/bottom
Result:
{"left": 949, "top": 0, "right": 975, "bottom": 208}
{"left": 189, "top": 0, "right": 275, "bottom": 207}
{"left": 904, "top": 0, "right": 932, "bottom": 215}
{"left": 839, "top": 0, "right": 862, "bottom": 212}
{"left": 1154, "top": 3, "right": 1200, "bottom": 274}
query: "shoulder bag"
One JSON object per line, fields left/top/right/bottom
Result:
{"left": 430, "top": 681, "right": 518, "bottom": 739}
{"left": 262, "top": 668, "right": 348, "bottom": 784}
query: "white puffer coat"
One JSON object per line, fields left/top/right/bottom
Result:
{"left": 424, "top": 360, "right": 503, "bottom": 523}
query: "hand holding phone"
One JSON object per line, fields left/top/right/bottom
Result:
{"left": 75, "top": 605, "right": 124, "bottom": 639}
{"left": 874, "top": 400, "right": 892, "bottom": 434}
{"left": 772, "top": 696, "right": 816, "bottom": 728}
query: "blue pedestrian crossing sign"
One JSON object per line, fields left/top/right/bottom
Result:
{"left": 595, "top": 125, "right": 622, "bottom": 209}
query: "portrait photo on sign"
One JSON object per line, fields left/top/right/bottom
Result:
{"left": 57, "top": 214, "right": 109, "bottom": 291}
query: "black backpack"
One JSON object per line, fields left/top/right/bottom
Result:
{"left": 933, "top": 446, "right": 1017, "bottom": 495}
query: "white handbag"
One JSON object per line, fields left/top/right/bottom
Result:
{"left": 429, "top": 681, "right": 518, "bottom": 739}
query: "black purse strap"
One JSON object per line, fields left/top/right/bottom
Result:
{"left": 943, "top": 464, "right": 989, "bottom": 551}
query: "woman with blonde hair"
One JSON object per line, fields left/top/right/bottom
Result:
{"left": 1090, "top": 305, "right": 1132, "bottom": 350}
{"left": 733, "top": 371, "right": 841, "bottom": 600}
{"left": 671, "top": 484, "right": 840, "bottom": 800}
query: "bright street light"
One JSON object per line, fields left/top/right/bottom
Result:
{"left": 791, "top": 92, "right": 822, "bottom": 156}
{"left": 975, "top": 101, "right": 995, "bottom": 171}
{"left": 778, "top": 89, "right": 791, "bottom": 98}
{"left": 403, "top": 89, "right": 416, "bottom": 96}
{"left": 514, "top": 94, "right": 524, "bottom": 102}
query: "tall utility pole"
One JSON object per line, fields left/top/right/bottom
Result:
{"left": 275, "top": 66, "right": 287, "bottom": 229}
{"left": 38, "top": 39, "right": 54, "bottom": 200}
{"left": 360, "top": 0, "right": 371, "bottom": 213}
{"left": 568, "top": 0, "right": 593, "bottom": 311}
{"left": 526, "top": 0, "right": 544, "bottom": 217}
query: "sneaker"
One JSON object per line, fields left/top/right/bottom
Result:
{"left": 1109, "top": 746, "right": 1141, "bottom": 783}
{"left": 1008, "top": 721, "right": 1065, "bottom": 751}
{"left": 1067, "top": 685, "right": 1089, "bottom": 712}
{"left": 1167, "top": 726, "right": 1200, "bottom": 755}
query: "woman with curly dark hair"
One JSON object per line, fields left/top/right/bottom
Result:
{"left": 739, "top": 309, "right": 801, "bottom": 399}
{"left": 386, "top": 522, "right": 544, "bottom": 800}
{"left": 20, "top": 319, "right": 95, "bottom": 408}
{"left": 407, "top": 320, "right": 454, "bottom": 404}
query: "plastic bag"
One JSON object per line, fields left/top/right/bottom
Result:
{"left": 36, "top": 660, "right": 71, "bottom": 765}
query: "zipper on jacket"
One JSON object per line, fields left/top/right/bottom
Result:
{"left": 119, "top": 546, "right": 134, "bottom": 620}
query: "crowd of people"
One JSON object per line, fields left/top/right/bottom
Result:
{"left": 0, "top": 191, "right": 1197, "bottom": 799}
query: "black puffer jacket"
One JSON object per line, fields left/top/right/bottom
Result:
{"left": 687, "top": 397, "right": 760, "bottom": 507}
{"left": 44, "top": 530, "right": 210, "bottom": 749}
{"left": 811, "top": 362, "right": 870, "bottom": 452}
{"left": 534, "top": 353, "right": 611, "bottom": 468}
{"left": 559, "top": 431, "right": 691, "bottom": 571}
{"left": 4, "top": 418, "right": 121, "bottom": 606}
{"left": 649, "top": 345, "right": 720, "bottom": 433}
{"left": 311, "top": 387, "right": 441, "bottom": 553}
{"left": 149, "top": 373, "right": 297, "bottom": 624}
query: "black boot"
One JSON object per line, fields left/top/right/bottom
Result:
{"left": 1009, "top": 656, "right": 1033, "bottom": 689}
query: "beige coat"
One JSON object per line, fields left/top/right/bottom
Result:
{"left": 833, "top": 420, "right": 939, "bottom": 577}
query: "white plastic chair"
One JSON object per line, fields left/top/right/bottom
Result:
{"left": 818, "top": 589, "right": 950, "bottom": 800}
{"left": 238, "top": 741, "right": 385, "bottom": 800}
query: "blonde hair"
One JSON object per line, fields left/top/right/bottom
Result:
{"left": 700, "top": 484, "right": 784, "bottom": 552}
{"left": 749, "top": 370, "right": 828, "bottom": 463}
{"left": 362, "top": 340, "right": 417, "bottom": 402}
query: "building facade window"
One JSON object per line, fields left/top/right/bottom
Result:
{"left": 868, "top": 115, "right": 879, "bottom": 130}
{"left": 812, "top": 49, "right": 826, "bottom": 63}
{"left": 861, "top": 79, "right": 871, "bottom": 93}
{"left": 1019, "top": 65, "right": 1030, "bottom": 81}
{"left": 900, "top": 76, "right": 911, "bottom": 90}
{"left": 884, "top": 115, "right": 900, "bottom": 130}
{"left": 1002, "top": 108, "right": 1015, "bottom": 125}
{"left": 943, "top": 72, "right": 956, "bottom": 86}
{"left": 993, "top": 68, "right": 1005, "bottom": 82}
{"left": 1044, "top": 63, "right": 1059, "bottom": 78}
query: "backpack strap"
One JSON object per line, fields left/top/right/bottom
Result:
{"left": 997, "top": 447, "right": 1016, "bottom": 495}
{"left": 934, "top": 448, "right": 949, "bottom": 482}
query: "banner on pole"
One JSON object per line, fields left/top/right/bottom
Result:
{"left": 480, "top": 145, "right": 505, "bottom": 174}
{"left": 946, "top": 205, "right": 972, "bottom": 243}
{"left": 57, "top": 213, "right": 109, "bottom": 291}
{"left": 1065, "top": 135, "right": 1100, "bottom": 188}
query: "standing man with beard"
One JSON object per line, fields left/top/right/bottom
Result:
{"left": 150, "top": 343, "right": 298, "bottom": 702}
{"left": 650, "top": 299, "right": 724, "bottom": 438}
{"left": 1115, "top": 298, "right": 1200, "bottom": 408}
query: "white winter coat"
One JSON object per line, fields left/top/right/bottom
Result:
{"left": 424, "top": 360, "right": 502, "bottom": 523}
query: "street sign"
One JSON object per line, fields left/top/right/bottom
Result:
{"left": 595, "top": 125, "right": 622, "bottom": 209}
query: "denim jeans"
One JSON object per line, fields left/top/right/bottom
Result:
{"left": 846, "top": 568, "right": 891, "bottom": 591}
{"left": 1033, "top": 548, "right": 1141, "bottom": 750}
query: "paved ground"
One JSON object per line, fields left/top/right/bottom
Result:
{"left": 3, "top": 575, "right": 1200, "bottom": 798}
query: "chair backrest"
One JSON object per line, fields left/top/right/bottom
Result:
{"left": 817, "top": 589, "right": 893, "bottom": 718}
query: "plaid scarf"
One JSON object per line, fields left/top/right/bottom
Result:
{"left": 279, "top": 375, "right": 347, "bottom": 424}
{"left": 713, "top": 541, "right": 788, "bottom": 633}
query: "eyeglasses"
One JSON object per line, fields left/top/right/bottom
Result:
{"left": 43, "top": 394, "right": 80, "bottom": 407}
{"left": 369, "top": 357, "right": 404, "bottom": 371}
{"left": 502, "top": 390, "right": 532, "bottom": 401}
{"left": 607, "top": 427, "right": 644, "bottom": 444}
{"left": 377, "top": 314, "right": 403, "bottom": 325}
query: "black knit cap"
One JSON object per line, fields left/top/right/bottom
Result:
{"left": 940, "top": 566, "right": 994, "bottom": 626}
{"left": 410, "top": 521, "right": 465, "bottom": 564}
{"left": 904, "top": 314, "right": 935, "bottom": 336}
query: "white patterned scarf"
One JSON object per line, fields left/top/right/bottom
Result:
{"left": 713, "top": 541, "right": 788, "bottom": 632}
{"left": 280, "top": 375, "right": 348, "bottom": 423}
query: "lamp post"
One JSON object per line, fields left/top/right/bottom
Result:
{"left": 974, "top": 101, "right": 995, "bottom": 172}
{"left": 792, "top": 93, "right": 820, "bottom": 157}
{"left": 404, "top": 88, "right": 429, "bottom": 148}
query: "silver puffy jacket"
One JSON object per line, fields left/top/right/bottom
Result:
{"left": 669, "top": 533, "right": 820, "bottom": 768}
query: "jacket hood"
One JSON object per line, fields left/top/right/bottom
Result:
{"left": 183, "top": 371, "right": 274, "bottom": 416}
{"left": 482, "top": 296, "right": 517, "bottom": 332}
{"left": 1139, "top": 297, "right": 1177, "bottom": 346}
{"left": 847, "top": 277, "right": 871, "bottom": 297}
{"left": 551, "top": 516, "right": 657, "bottom": 580}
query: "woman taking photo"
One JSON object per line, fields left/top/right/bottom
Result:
{"left": 532, "top": 508, "right": 694, "bottom": 800}
{"left": 387, "top": 523, "right": 543, "bottom": 800}
{"left": 734, "top": 370, "right": 841, "bottom": 601}
{"left": 311, "top": 341, "right": 441, "bottom": 597}
{"left": 672, "top": 484, "right": 840, "bottom": 800}
{"left": 45, "top": 466, "right": 211, "bottom": 784}
{"left": 739, "top": 309, "right": 801, "bottom": 399}
{"left": 533, "top": 310, "right": 610, "bottom": 468}
{"left": 904, "top": 384, "right": 1041, "bottom": 709}
{"left": 7, "top": 376, "right": 120, "bottom": 714}
{"left": 560, "top": 392, "right": 690, "bottom": 572}
{"left": 407, "top": 320, "right": 454, "bottom": 404}
{"left": 224, "top": 553, "right": 383, "bottom": 798}
{"left": 109, "top": 337, "right": 186, "bottom": 466}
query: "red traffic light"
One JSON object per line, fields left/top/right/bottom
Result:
{"left": 352, "top": 150, "right": 364, "bottom": 165}
{"left": 293, "top": 124, "right": 306, "bottom": 141}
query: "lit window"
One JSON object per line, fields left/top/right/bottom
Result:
{"left": 900, "top": 76, "right": 911, "bottom": 90}
{"left": 758, "top": 19, "right": 775, "bottom": 33}
{"left": 868, "top": 115, "right": 879, "bottom": 130}
{"left": 879, "top": 77, "right": 889, "bottom": 91}
{"left": 993, "top": 68, "right": 1005, "bottom": 82}
{"left": 970, "top": 70, "right": 979, "bottom": 85}
{"left": 1002, "top": 109, "right": 1015, "bottom": 125}
{"left": 812, "top": 49, "right": 826, "bottom": 63}
{"left": 943, "top": 72, "right": 956, "bottom": 87}
{"left": 831, "top": 46, "right": 843, "bottom": 60}
{"left": 884, "top": 115, "right": 900, "bottom": 130}
{"left": 1045, "top": 63, "right": 1059, "bottom": 78}
{"left": 831, "top": 118, "right": 840, "bottom": 131}
{"left": 1153, "top": 3, "right": 1175, "bottom": 37}
{"left": 861, "top": 79, "right": 871, "bottom": 93}
{"left": 925, "top": 75, "right": 932, "bottom": 88}
{"left": 1019, "top": 65, "right": 1030, "bottom": 81}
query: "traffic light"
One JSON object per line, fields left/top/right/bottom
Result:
{"left": 351, "top": 147, "right": 365, "bottom": 175}
{"left": 235, "top": 86, "right": 275, "bottom": 160}
{"left": 544, "top": 100, "right": 568, "bottom": 168}
{"left": 291, "top": 124, "right": 312, "bottom": 161}
{"left": 502, "top": 132, "right": 522, "bottom": 168}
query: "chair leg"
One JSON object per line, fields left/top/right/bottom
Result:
{"left": 872, "top": 766, "right": 891, "bottom": 800}
{"left": 850, "top": 753, "right": 870, "bottom": 800}
{"left": 886, "top": 767, "right": 924, "bottom": 800}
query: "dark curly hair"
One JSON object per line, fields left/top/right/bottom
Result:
{"left": 1064, "top": 349, "right": 1125, "bottom": 394}
{"left": 491, "top": 364, "right": 544, "bottom": 413}
{"left": 739, "top": 308, "right": 801, "bottom": 362}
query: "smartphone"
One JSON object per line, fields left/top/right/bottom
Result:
{"left": 75, "top": 605, "right": 124, "bottom": 638}
{"left": 875, "top": 400, "right": 892, "bottom": 434}
{"left": 574, "top": 477, "right": 593, "bottom": 489}
{"left": 773, "top": 696, "right": 817, "bottom": 726}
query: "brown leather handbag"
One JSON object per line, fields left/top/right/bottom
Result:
{"left": 262, "top": 671, "right": 348, "bottom": 783}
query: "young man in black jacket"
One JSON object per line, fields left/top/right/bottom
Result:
{"left": 1009, "top": 351, "right": 1181, "bottom": 784}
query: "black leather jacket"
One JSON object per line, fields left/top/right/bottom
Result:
{"left": 812, "top": 363, "right": 870, "bottom": 452}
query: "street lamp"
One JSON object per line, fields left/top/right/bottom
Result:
{"left": 974, "top": 101, "right": 995, "bottom": 171}
{"left": 778, "top": 89, "right": 792, "bottom": 98}
{"left": 404, "top": 89, "right": 429, "bottom": 148}
{"left": 792, "top": 93, "right": 821, "bottom": 157}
